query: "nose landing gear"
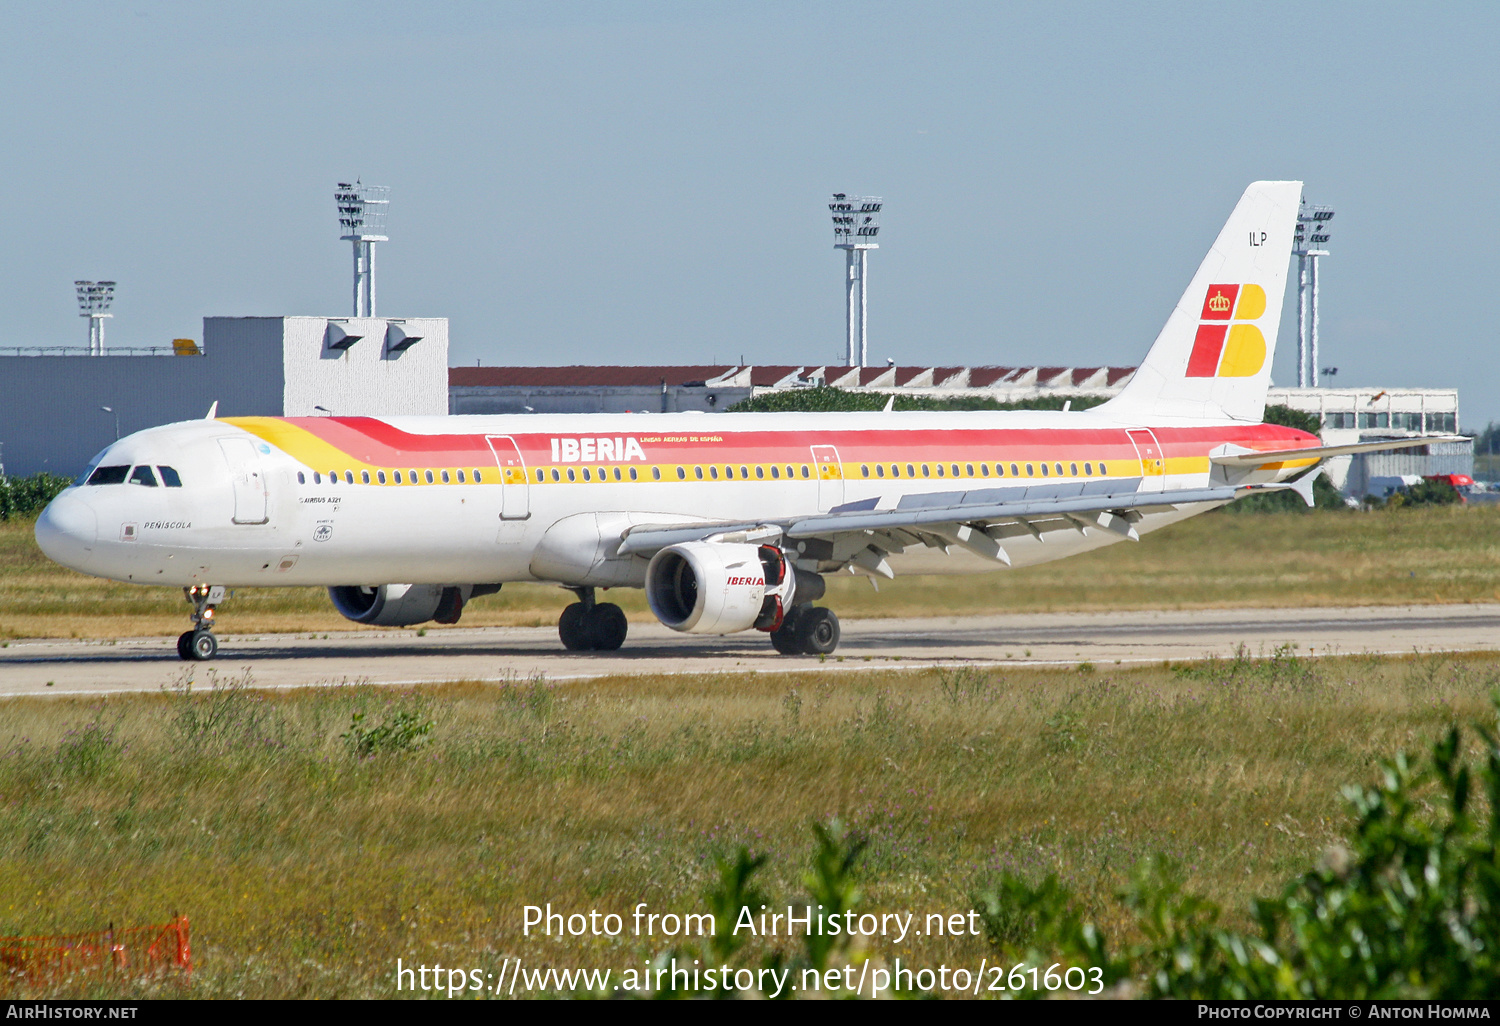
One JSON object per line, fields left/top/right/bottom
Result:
{"left": 177, "top": 585, "right": 225, "bottom": 661}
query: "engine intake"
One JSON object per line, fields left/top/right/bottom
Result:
{"left": 646, "top": 541, "right": 806, "bottom": 635}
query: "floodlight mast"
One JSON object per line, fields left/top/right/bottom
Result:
{"left": 336, "top": 181, "right": 390, "bottom": 317}
{"left": 1293, "top": 202, "right": 1333, "bottom": 388}
{"left": 830, "top": 194, "right": 881, "bottom": 367}
{"left": 74, "top": 281, "right": 116, "bottom": 355}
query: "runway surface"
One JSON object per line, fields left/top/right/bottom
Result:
{"left": 3, "top": 604, "right": 1499, "bottom": 697}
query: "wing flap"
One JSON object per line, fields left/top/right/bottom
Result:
{"left": 616, "top": 485, "right": 1238, "bottom": 555}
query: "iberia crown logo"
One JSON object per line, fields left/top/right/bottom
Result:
{"left": 1186, "top": 283, "right": 1267, "bottom": 378}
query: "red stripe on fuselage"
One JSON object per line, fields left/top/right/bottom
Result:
{"left": 285, "top": 417, "right": 1317, "bottom": 468}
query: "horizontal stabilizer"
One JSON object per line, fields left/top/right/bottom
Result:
{"left": 1211, "top": 435, "right": 1467, "bottom": 468}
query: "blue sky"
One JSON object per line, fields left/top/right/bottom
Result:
{"left": 2, "top": 2, "right": 1495, "bottom": 423}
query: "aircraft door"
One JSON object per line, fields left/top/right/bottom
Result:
{"left": 811, "top": 445, "right": 843, "bottom": 511}
{"left": 218, "top": 437, "right": 269, "bottom": 524}
{"left": 1125, "top": 428, "right": 1166, "bottom": 494}
{"left": 486, "top": 435, "right": 530, "bottom": 520}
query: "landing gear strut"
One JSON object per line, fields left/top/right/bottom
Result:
{"left": 770, "top": 604, "right": 840, "bottom": 656}
{"left": 177, "top": 584, "right": 224, "bottom": 661}
{"left": 558, "top": 587, "right": 628, "bottom": 652}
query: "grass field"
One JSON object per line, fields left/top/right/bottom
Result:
{"left": 1, "top": 651, "right": 1496, "bottom": 997}
{"left": 5, "top": 504, "right": 1500, "bottom": 640}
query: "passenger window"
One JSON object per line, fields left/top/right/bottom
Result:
{"left": 906, "top": 464, "right": 915, "bottom": 477}
{"left": 676, "top": 467, "right": 686, "bottom": 480}
{"left": 771, "top": 466, "right": 780, "bottom": 479}
{"left": 378, "top": 471, "right": 387, "bottom": 484}
{"left": 315, "top": 472, "right": 324, "bottom": 484}
{"left": 128, "top": 465, "right": 158, "bottom": 487}
{"left": 458, "top": 470, "right": 467, "bottom": 483}
{"left": 801, "top": 465, "right": 810, "bottom": 479}
{"left": 568, "top": 468, "right": 576, "bottom": 481}
{"left": 724, "top": 466, "right": 732, "bottom": 479}
{"left": 297, "top": 471, "right": 306, "bottom": 485}
{"left": 1011, "top": 464, "right": 1020, "bottom": 477}
{"left": 629, "top": 467, "right": 638, "bottom": 481}
{"left": 922, "top": 464, "right": 930, "bottom": 477}
{"left": 740, "top": 466, "right": 748, "bottom": 479}
{"left": 441, "top": 470, "right": 450, "bottom": 484}
{"left": 956, "top": 464, "right": 964, "bottom": 477}
{"left": 890, "top": 465, "right": 899, "bottom": 478}
{"left": 651, "top": 467, "right": 661, "bottom": 480}
{"left": 979, "top": 464, "right": 988, "bottom": 477}
{"left": 362, "top": 470, "right": 371, "bottom": 484}
{"left": 1069, "top": 463, "right": 1077, "bottom": 476}
{"left": 1099, "top": 463, "right": 1108, "bottom": 475}
{"left": 1026, "top": 464, "right": 1034, "bottom": 477}
{"left": 935, "top": 464, "right": 944, "bottom": 477}
{"left": 695, "top": 467, "right": 704, "bottom": 480}
{"left": 861, "top": 465, "right": 870, "bottom": 478}
{"left": 424, "top": 470, "right": 434, "bottom": 484}
{"left": 552, "top": 469, "right": 560, "bottom": 481}
{"left": 709, "top": 466, "right": 717, "bottom": 479}
{"left": 876, "top": 464, "right": 884, "bottom": 478}
{"left": 1040, "top": 463, "right": 1049, "bottom": 477}
{"left": 1054, "top": 463, "right": 1063, "bottom": 476}
{"left": 583, "top": 468, "right": 591, "bottom": 481}
{"left": 614, "top": 468, "right": 622, "bottom": 481}
{"left": 535, "top": 469, "right": 544, "bottom": 482}
{"left": 1084, "top": 463, "right": 1092, "bottom": 476}
{"left": 473, "top": 470, "right": 484, "bottom": 483}
{"left": 755, "top": 466, "right": 764, "bottom": 479}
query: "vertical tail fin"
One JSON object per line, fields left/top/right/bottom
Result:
{"left": 1101, "top": 181, "right": 1302, "bottom": 422}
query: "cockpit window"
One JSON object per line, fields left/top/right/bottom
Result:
{"left": 129, "top": 466, "right": 159, "bottom": 487}
{"left": 85, "top": 465, "right": 130, "bottom": 486}
{"left": 157, "top": 466, "right": 182, "bottom": 488}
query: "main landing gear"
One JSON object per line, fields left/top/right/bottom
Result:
{"left": 769, "top": 604, "right": 841, "bottom": 656}
{"left": 558, "top": 587, "right": 628, "bottom": 652}
{"left": 177, "top": 584, "right": 224, "bottom": 661}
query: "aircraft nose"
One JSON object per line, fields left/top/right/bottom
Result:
{"left": 34, "top": 491, "right": 98, "bottom": 571}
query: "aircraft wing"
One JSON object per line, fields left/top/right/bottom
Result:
{"left": 1210, "top": 435, "right": 1467, "bottom": 467}
{"left": 615, "top": 482, "right": 1241, "bottom": 574}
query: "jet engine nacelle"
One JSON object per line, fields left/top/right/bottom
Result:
{"left": 328, "top": 583, "right": 499, "bottom": 626}
{"left": 646, "top": 541, "right": 803, "bottom": 635}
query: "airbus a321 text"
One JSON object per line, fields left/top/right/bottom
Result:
{"left": 35, "top": 182, "right": 1449, "bottom": 660}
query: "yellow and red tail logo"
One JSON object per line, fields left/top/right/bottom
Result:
{"left": 1186, "top": 283, "right": 1267, "bottom": 377}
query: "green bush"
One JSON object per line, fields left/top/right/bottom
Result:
{"left": 975, "top": 694, "right": 1500, "bottom": 998}
{"left": 1399, "top": 478, "right": 1461, "bottom": 508}
{"left": 0, "top": 473, "right": 73, "bottom": 520}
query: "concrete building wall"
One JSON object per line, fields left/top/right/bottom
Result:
{"left": 0, "top": 316, "right": 449, "bottom": 478}
{"left": 0, "top": 334, "right": 283, "bottom": 477}
{"left": 272, "top": 316, "right": 449, "bottom": 417}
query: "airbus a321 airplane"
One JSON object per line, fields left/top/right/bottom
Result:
{"left": 35, "top": 181, "right": 1446, "bottom": 661}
